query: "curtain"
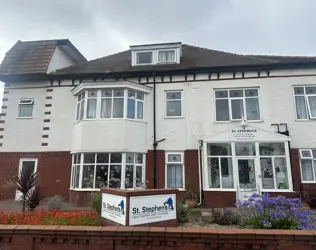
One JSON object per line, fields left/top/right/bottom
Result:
{"left": 167, "top": 164, "right": 183, "bottom": 188}
{"left": 301, "top": 159, "right": 314, "bottom": 181}
{"left": 137, "top": 101, "right": 143, "bottom": 119}
{"left": 246, "top": 98, "right": 260, "bottom": 120}
{"left": 307, "top": 96, "right": 316, "bottom": 117}
{"left": 295, "top": 96, "right": 307, "bottom": 119}
{"left": 113, "top": 98, "right": 124, "bottom": 118}
{"left": 87, "top": 99, "right": 97, "bottom": 118}
{"left": 231, "top": 99, "right": 244, "bottom": 119}
{"left": 101, "top": 99, "right": 112, "bottom": 118}
{"left": 127, "top": 99, "right": 135, "bottom": 119}
{"left": 159, "top": 51, "right": 175, "bottom": 62}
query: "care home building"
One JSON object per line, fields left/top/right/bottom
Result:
{"left": 0, "top": 39, "right": 316, "bottom": 207}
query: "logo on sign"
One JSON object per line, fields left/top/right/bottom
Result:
{"left": 103, "top": 200, "right": 125, "bottom": 215}
{"left": 132, "top": 197, "right": 174, "bottom": 214}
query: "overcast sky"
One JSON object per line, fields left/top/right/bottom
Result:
{"left": 0, "top": 0, "right": 316, "bottom": 99}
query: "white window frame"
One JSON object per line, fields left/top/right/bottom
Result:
{"left": 135, "top": 51, "right": 153, "bottom": 65}
{"left": 18, "top": 98, "right": 34, "bottom": 118}
{"left": 165, "top": 90, "right": 183, "bottom": 118}
{"left": 86, "top": 90, "right": 98, "bottom": 119}
{"left": 70, "top": 152, "right": 145, "bottom": 191}
{"left": 165, "top": 152, "right": 185, "bottom": 190}
{"left": 157, "top": 49, "right": 176, "bottom": 63}
{"left": 76, "top": 89, "right": 145, "bottom": 121}
{"left": 294, "top": 86, "right": 316, "bottom": 120}
{"left": 214, "top": 88, "right": 261, "bottom": 122}
{"left": 300, "top": 149, "right": 316, "bottom": 183}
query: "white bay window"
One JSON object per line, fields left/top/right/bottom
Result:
{"left": 76, "top": 89, "right": 145, "bottom": 121}
{"left": 215, "top": 88, "right": 261, "bottom": 121}
{"left": 71, "top": 152, "right": 145, "bottom": 190}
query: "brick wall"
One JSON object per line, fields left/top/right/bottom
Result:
{"left": 0, "top": 152, "right": 71, "bottom": 200}
{"left": 0, "top": 225, "right": 315, "bottom": 250}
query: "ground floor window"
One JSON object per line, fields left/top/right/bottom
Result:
{"left": 300, "top": 149, "right": 316, "bottom": 182}
{"left": 205, "top": 141, "right": 291, "bottom": 191}
{"left": 165, "top": 152, "right": 184, "bottom": 189}
{"left": 70, "top": 152, "right": 145, "bottom": 190}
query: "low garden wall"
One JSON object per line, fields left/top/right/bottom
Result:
{"left": 0, "top": 225, "right": 316, "bottom": 250}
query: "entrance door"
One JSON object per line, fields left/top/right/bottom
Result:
{"left": 15, "top": 159, "right": 38, "bottom": 200}
{"left": 237, "top": 159, "right": 257, "bottom": 200}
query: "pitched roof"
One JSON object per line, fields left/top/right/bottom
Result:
{"left": 52, "top": 44, "right": 277, "bottom": 75}
{"left": 0, "top": 39, "right": 86, "bottom": 76}
{"left": 250, "top": 55, "right": 316, "bottom": 63}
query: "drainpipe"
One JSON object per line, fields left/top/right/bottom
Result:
{"left": 153, "top": 72, "right": 157, "bottom": 189}
{"left": 197, "top": 140, "right": 203, "bottom": 205}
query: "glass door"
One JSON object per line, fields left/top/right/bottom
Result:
{"left": 238, "top": 159, "right": 256, "bottom": 190}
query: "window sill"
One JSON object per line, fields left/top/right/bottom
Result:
{"left": 164, "top": 116, "right": 185, "bottom": 119}
{"left": 261, "top": 189, "right": 294, "bottom": 193}
{"left": 214, "top": 120, "right": 263, "bottom": 124}
{"left": 17, "top": 117, "right": 33, "bottom": 119}
{"left": 74, "top": 118, "right": 147, "bottom": 124}
{"left": 69, "top": 188, "right": 100, "bottom": 192}
{"left": 295, "top": 119, "right": 316, "bottom": 122}
{"left": 204, "top": 188, "right": 236, "bottom": 192}
{"left": 301, "top": 181, "right": 316, "bottom": 184}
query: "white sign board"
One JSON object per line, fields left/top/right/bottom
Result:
{"left": 129, "top": 194, "right": 177, "bottom": 226}
{"left": 230, "top": 128, "right": 257, "bottom": 141}
{"left": 101, "top": 193, "right": 126, "bottom": 225}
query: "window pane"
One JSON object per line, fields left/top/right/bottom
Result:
{"left": 76, "top": 103, "right": 80, "bottom": 120}
{"left": 19, "top": 105, "right": 33, "bottom": 117}
{"left": 260, "top": 158, "right": 274, "bottom": 189}
{"left": 294, "top": 87, "right": 304, "bottom": 95}
{"left": 229, "top": 90, "right": 243, "bottom": 97}
{"left": 127, "top": 99, "right": 135, "bottom": 119}
{"left": 101, "top": 99, "right": 112, "bottom": 118}
{"left": 259, "top": 143, "right": 285, "bottom": 156}
{"left": 137, "top": 92, "right": 144, "bottom": 100}
{"left": 221, "top": 158, "right": 233, "bottom": 188}
{"left": 102, "top": 90, "right": 112, "bottom": 97}
{"left": 82, "top": 165, "right": 95, "bottom": 188}
{"left": 109, "top": 165, "right": 121, "bottom": 188}
{"left": 114, "top": 89, "right": 124, "bottom": 97}
{"left": 301, "top": 159, "right": 314, "bottom": 181}
{"left": 301, "top": 149, "right": 312, "bottom": 158}
{"left": 136, "top": 165, "right": 143, "bottom": 186}
{"left": 216, "top": 99, "right": 229, "bottom": 121}
{"left": 21, "top": 161, "right": 36, "bottom": 176}
{"left": 125, "top": 165, "right": 134, "bottom": 188}
{"left": 87, "top": 99, "right": 97, "bottom": 118}
{"left": 166, "top": 100, "right": 181, "bottom": 116}
{"left": 97, "top": 153, "right": 109, "bottom": 163}
{"left": 245, "top": 98, "right": 260, "bottom": 120}
{"left": 208, "top": 158, "right": 220, "bottom": 188}
{"left": 84, "top": 153, "right": 95, "bottom": 163}
{"left": 215, "top": 90, "right": 228, "bottom": 98}
{"left": 75, "top": 165, "right": 80, "bottom": 188}
{"left": 231, "top": 99, "right": 244, "bottom": 119}
{"left": 207, "top": 143, "right": 231, "bottom": 156}
{"left": 136, "top": 154, "right": 143, "bottom": 164}
{"left": 88, "top": 90, "right": 97, "bottom": 97}
{"left": 126, "top": 153, "right": 134, "bottom": 163}
{"left": 113, "top": 98, "right": 124, "bottom": 118}
{"left": 235, "top": 143, "right": 256, "bottom": 156}
{"left": 167, "top": 164, "right": 183, "bottom": 188}
{"left": 307, "top": 96, "right": 316, "bottom": 117}
{"left": 306, "top": 86, "right": 316, "bottom": 94}
{"left": 313, "top": 150, "right": 316, "bottom": 158}
{"left": 158, "top": 50, "right": 175, "bottom": 62}
{"left": 137, "top": 101, "right": 143, "bottom": 119}
{"left": 166, "top": 92, "right": 181, "bottom": 99}
{"left": 168, "top": 154, "right": 181, "bottom": 162}
{"left": 245, "top": 89, "right": 258, "bottom": 97}
{"left": 137, "top": 52, "right": 152, "bottom": 64}
{"left": 128, "top": 90, "right": 135, "bottom": 98}
{"left": 275, "top": 158, "right": 288, "bottom": 189}
{"left": 110, "top": 153, "right": 122, "bottom": 163}
{"left": 80, "top": 100, "right": 85, "bottom": 120}
{"left": 95, "top": 165, "right": 108, "bottom": 188}
{"left": 295, "top": 96, "right": 307, "bottom": 119}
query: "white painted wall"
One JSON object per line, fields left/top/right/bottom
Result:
{"left": 47, "top": 46, "right": 76, "bottom": 73}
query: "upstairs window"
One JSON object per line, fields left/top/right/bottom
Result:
{"left": 76, "top": 89, "right": 145, "bottom": 121}
{"left": 18, "top": 99, "right": 34, "bottom": 118}
{"left": 294, "top": 86, "right": 316, "bottom": 119}
{"left": 166, "top": 91, "right": 182, "bottom": 117}
{"left": 136, "top": 51, "right": 152, "bottom": 64}
{"left": 300, "top": 149, "right": 316, "bottom": 182}
{"left": 215, "top": 88, "right": 260, "bottom": 122}
{"left": 158, "top": 50, "right": 176, "bottom": 63}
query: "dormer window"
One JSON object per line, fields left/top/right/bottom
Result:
{"left": 136, "top": 51, "right": 152, "bottom": 64}
{"left": 158, "top": 50, "right": 176, "bottom": 63}
{"left": 131, "top": 42, "right": 181, "bottom": 66}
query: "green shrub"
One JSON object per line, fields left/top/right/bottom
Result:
{"left": 89, "top": 192, "right": 102, "bottom": 222}
{"left": 178, "top": 201, "right": 192, "bottom": 222}
{"left": 210, "top": 208, "right": 239, "bottom": 225}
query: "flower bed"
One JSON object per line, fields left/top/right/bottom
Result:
{"left": 0, "top": 209, "right": 99, "bottom": 226}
